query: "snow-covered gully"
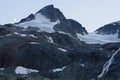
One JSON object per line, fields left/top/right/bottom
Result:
{"left": 97, "top": 47, "right": 120, "bottom": 80}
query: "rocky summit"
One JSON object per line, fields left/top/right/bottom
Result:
{"left": 0, "top": 5, "right": 120, "bottom": 80}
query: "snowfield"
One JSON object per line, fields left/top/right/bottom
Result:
{"left": 17, "top": 13, "right": 60, "bottom": 33}
{"left": 77, "top": 32, "right": 120, "bottom": 44}
{"left": 16, "top": 12, "right": 120, "bottom": 45}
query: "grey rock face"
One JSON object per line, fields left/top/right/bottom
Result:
{"left": 54, "top": 19, "right": 88, "bottom": 37}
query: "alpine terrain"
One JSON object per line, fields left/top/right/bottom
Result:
{"left": 0, "top": 5, "right": 120, "bottom": 80}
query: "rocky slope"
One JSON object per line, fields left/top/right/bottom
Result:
{"left": 0, "top": 5, "right": 120, "bottom": 80}
{"left": 96, "top": 21, "right": 120, "bottom": 38}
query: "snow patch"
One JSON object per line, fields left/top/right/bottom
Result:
{"left": 15, "top": 66, "right": 39, "bottom": 75}
{"left": 6, "top": 34, "right": 12, "bottom": 36}
{"left": 30, "top": 42, "right": 40, "bottom": 44}
{"left": 28, "top": 34, "right": 38, "bottom": 38}
{"left": 18, "top": 34, "right": 27, "bottom": 37}
{"left": 13, "top": 32, "right": 27, "bottom": 37}
{"left": 14, "top": 32, "right": 38, "bottom": 38}
{"left": 58, "top": 31, "right": 73, "bottom": 37}
{"left": 80, "top": 64, "right": 85, "bottom": 67}
{"left": 14, "top": 32, "right": 19, "bottom": 35}
{"left": 58, "top": 48, "right": 67, "bottom": 52}
{"left": 52, "top": 66, "right": 66, "bottom": 72}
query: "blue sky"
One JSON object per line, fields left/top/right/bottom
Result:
{"left": 0, "top": 0, "right": 120, "bottom": 32}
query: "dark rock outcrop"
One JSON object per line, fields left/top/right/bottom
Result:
{"left": 0, "top": 25, "right": 11, "bottom": 36}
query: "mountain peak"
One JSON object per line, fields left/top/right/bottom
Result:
{"left": 16, "top": 5, "right": 88, "bottom": 36}
{"left": 95, "top": 21, "right": 120, "bottom": 38}
{"left": 36, "top": 5, "right": 54, "bottom": 13}
{"left": 36, "top": 5, "right": 66, "bottom": 22}
{"left": 19, "top": 5, "right": 66, "bottom": 23}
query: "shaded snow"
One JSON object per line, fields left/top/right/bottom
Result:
{"left": 0, "top": 68, "right": 5, "bottom": 70}
{"left": 77, "top": 32, "right": 120, "bottom": 44}
{"left": 15, "top": 66, "right": 39, "bottom": 74}
{"left": 17, "top": 13, "right": 59, "bottom": 33}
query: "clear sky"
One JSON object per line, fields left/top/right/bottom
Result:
{"left": 0, "top": 0, "right": 120, "bottom": 32}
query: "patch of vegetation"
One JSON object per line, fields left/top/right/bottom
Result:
{"left": 16, "top": 77, "right": 25, "bottom": 80}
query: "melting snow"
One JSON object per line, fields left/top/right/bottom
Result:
{"left": 17, "top": 13, "right": 59, "bottom": 33}
{"left": 52, "top": 66, "right": 66, "bottom": 72}
{"left": 77, "top": 32, "right": 120, "bottom": 44}
{"left": 15, "top": 66, "right": 39, "bottom": 75}
{"left": 58, "top": 48, "right": 67, "bottom": 52}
